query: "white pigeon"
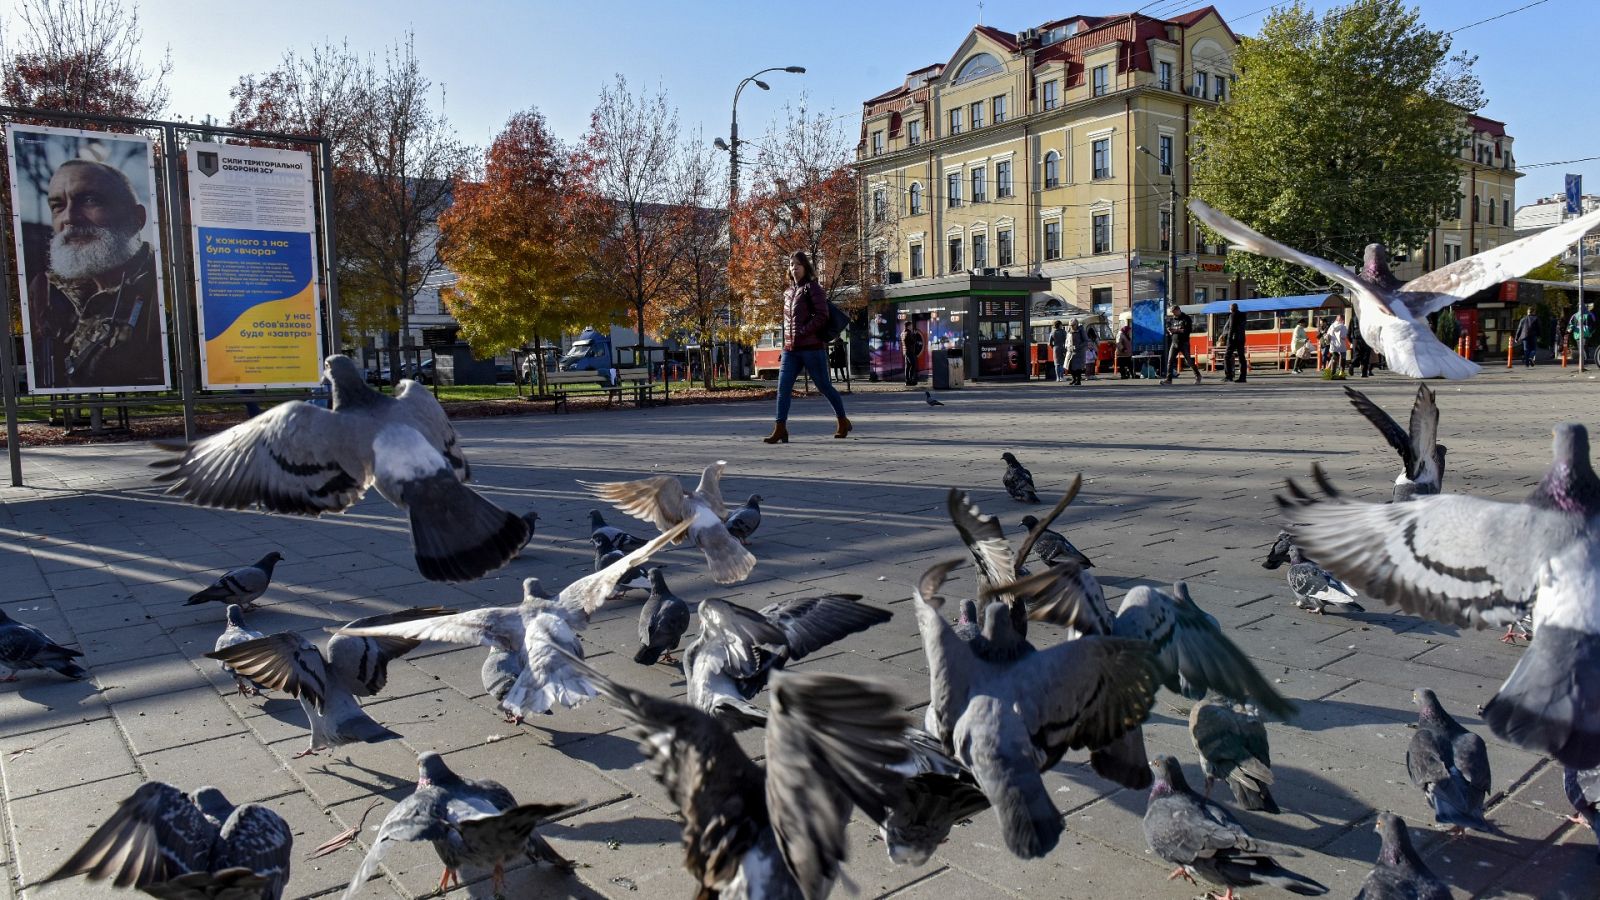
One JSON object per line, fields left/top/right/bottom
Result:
{"left": 581, "top": 461, "right": 755, "bottom": 584}
{"left": 1189, "top": 198, "right": 1600, "bottom": 380}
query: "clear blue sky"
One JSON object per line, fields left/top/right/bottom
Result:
{"left": 141, "top": 0, "right": 1593, "bottom": 201}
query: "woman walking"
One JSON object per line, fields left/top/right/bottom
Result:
{"left": 764, "top": 251, "right": 851, "bottom": 443}
{"left": 1066, "top": 320, "right": 1088, "bottom": 385}
{"left": 902, "top": 320, "right": 925, "bottom": 387}
{"left": 1289, "top": 319, "right": 1310, "bottom": 374}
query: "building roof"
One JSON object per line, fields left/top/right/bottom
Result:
{"left": 1467, "top": 113, "right": 1507, "bottom": 137}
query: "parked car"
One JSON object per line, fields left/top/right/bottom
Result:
{"left": 365, "top": 361, "right": 427, "bottom": 386}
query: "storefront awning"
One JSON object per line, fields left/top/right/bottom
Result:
{"left": 1178, "top": 293, "right": 1341, "bottom": 315}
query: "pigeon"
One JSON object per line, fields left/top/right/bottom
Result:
{"left": 913, "top": 561, "right": 1160, "bottom": 858}
{"left": 1189, "top": 693, "right": 1278, "bottom": 813}
{"left": 634, "top": 568, "right": 690, "bottom": 666}
{"left": 1406, "top": 688, "right": 1491, "bottom": 834}
{"left": 725, "top": 494, "right": 763, "bottom": 546}
{"left": 0, "top": 608, "right": 86, "bottom": 681}
{"left": 518, "top": 510, "right": 540, "bottom": 554}
{"left": 1564, "top": 766, "right": 1600, "bottom": 860}
{"left": 1275, "top": 424, "right": 1600, "bottom": 767}
{"left": 1345, "top": 385, "right": 1447, "bottom": 502}
{"left": 566, "top": 650, "right": 910, "bottom": 900}
{"left": 1189, "top": 198, "right": 1600, "bottom": 379}
{"left": 1143, "top": 755, "right": 1328, "bottom": 900}
{"left": 337, "top": 521, "right": 689, "bottom": 723}
{"left": 878, "top": 725, "right": 990, "bottom": 866}
{"left": 187, "top": 552, "right": 284, "bottom": 608}
{"left": 1018, "top": 514, "right": 1092, "bottom": 568}
{"left": 1000, "top": 451, "right": 1039, "bottom": 503}
{"left": 1261, "top": 532, "right": 1363, "bottom": 614}
{"left": 582, "top": 460, "right": 756, "bottom": 584}
{"left": 923, "top": 390, "right": 944, "bottom": 406}
{"left": 152, "top": 355, "right": 530, "bottom": 583}
{"left": 1355, "top": 812, "right": 1451, "bottom": 900}
{"left": 589, "top": 508, "right": 644, "bottom": 553}
{"left": 341, "top": 752, "right": 573, "bottom": 899}
{"left": 593, "top": 533, "right": 650, "bottom": 597}
{"left": 215, "top": 604, "right": 267, "bottom": 696}
{"left": 685, "top": 593, "right": 893, "bottom": 729}
{"left": 206, "top": 606, "right": 454, "bottom": 757}
{"left": 481, "top": 647, "right": 522, "bottom": 721}
{"left": 47, "top": 782, "right": 292, "bottom": 898}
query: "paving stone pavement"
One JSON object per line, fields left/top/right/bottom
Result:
{"left": 1, "top": 365, "right": 1598, "bottom": 899}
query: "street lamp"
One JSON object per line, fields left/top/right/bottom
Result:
{"left": 717, "top": 65, "right": 805, "bottom": 381}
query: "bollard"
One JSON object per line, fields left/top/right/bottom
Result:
{"left": 1507, "top": 342, "right": 1514, "bottom": 369}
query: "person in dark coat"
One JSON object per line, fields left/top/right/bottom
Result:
{"left": 1066, "top": 320, "right": 1088, "bottom": 385}
{"left": 763, "top": 251, "right": 849, "bottom": 443}
{"left": 902, "top": 320, "right": 925, "bottom": 387}
{"left": 1223, "top": 302, "right": 1248, "bottom": 383}
{"left": 1116, "top": 323, "right": 1134, "bottom": 378}
{"left": 1513, "top": 309, "right": 1539, "bottom": 368}
{"left": 1350, "top": 313, "right": 1374, "bottom": 377}
{"left": 1049, "top": 320, "right": 1068, "bottom": 382}
{"left": 1162, "top": 307, "right": 1202, "bottom": 385}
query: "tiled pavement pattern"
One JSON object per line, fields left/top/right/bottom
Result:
{"left": 1, "top": 366, "right": 1598, "bottom": 900}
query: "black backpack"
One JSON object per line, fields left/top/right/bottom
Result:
{"left": 815, "top": 284, "right": 850, "bottom": 343}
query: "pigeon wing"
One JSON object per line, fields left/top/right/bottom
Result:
{"left": 581, "top": 475, "right": 689, "bottom": 531}
{"left": 758, "top": 594, "right": 892, "bottom": 661}
{"left": 1344, "top": 387, "right": 1415, "bottom": 474}
{"left": 325, "top": 606, "right": 457, "bottom": 696}
{"left": 697, "top": 597, "right": 790, "bottom": 679}
{"left": 337, "top": 607, "right": 525, "bottom": 653}
{"left": 1398, "top": 206, "right": 1600, "bottom": 317}
{"left": 1408, "top": 385, "right": 1441, "bottom": 484}
{"left": 213, "top": 804, "right": 292, "bottom": 896}
{"left": 205, "top": 633, "right": 333, "bottom": 710}
{"left": 947, "top": 489, "right": 1018, "bottom": 595}
{"left": 1188, "top": 199, "right": 1390, "bottom": 314}
{"left": 45, "top": 782, "right": 217, "bottom": 889}
{"left": 393, "top": 380, "right": 468, "bottom": 479}
{"left": 561, "top": 519, "right": 691, "bottom": 615}
{"left": 1013, "top": 635, "right": 1162, "bottom": 755}
{"left": 1021, "top": 559, "right": 1115, "bottom": 637}
{"left": 912, "top": 560, "right": 974, "bottom": 747}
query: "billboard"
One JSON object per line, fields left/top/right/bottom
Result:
{"left": 187, "top": 142, "right": 322, "bottom": 388}
{"left": 4, "top": 124, "right": 172, "bottom": 393}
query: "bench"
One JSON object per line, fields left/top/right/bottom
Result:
{"left": 544, "top": 367, "right": 660, "bottom": 413}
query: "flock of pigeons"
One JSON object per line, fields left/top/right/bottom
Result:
{"left": 0, "top": 349, "right": 1595, "bottom": 900}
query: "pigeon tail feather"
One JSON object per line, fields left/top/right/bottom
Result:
{"left": 633, "top": 643, "right": 666, "bottom": 665}
{"left": 1484, "top": 624, "right": 1600, "bottom": 769}
{"left": 185, "top": 584, "right": 234, "bottom": 605}
{"left": 404, "top": 473, "right": 531, "bottom": 583}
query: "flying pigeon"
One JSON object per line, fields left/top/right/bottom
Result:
{"left": 215, "top": 604, "right": 267, "bottom": 696}
{"left": 1143, "top": 755, "right": 1328, "bottom": 900}
{"left": 582, "top": 461, "right": 756, "bottom": 584}
{"left": 1564, "top": 766, "right": 1600, "bottom": 860}
{"left": 878, "top": 725, "right": 991, "bottom": 866}
{"left": 1000, "top": 452, "right": 1039, "bottom": 503}
{"left": 1275, "top": 424, "right": 1600, "bottom": 767}
{"left": 47, "top": 782, "right": 292, "bottom": 898}
{"left": 337, "top": 522, "right": 689, "bottom": 723}
{"left": 634, "top": 568, "right": 690, "bottom": 666}
{"left": 1355, "top": 812, "right": 1451, "bottom": 900}
{"left": 206, "top": 606, "right": 454, "bottom": 757}
{"left": 1189, "top": 198, "right": 1600, "bottom": 379}
{"left": 187, "top": 552, "right": 284, "bottom": 608}
{"left": 724, "top": 494, "right": 763, "bottom": 546}
{"left": 1262, "top": 532, "right": 1363, "bottom": 615}
{"left": 0, "top": 608, "right": 86, "bottom": 681}
{"left": 1406, "top": 688, "right": 1492, "bottom": 834}
{"left": 923, "top": 390, "right": 944, "bottom": 407}
{"left": 1345, "top": 385, "right": 1447, "bottom": 501}
{"left": 567, "top": 651, "right": 911, "bottom": 900}
{"left": 588, "top": 509, "right": 643, "bottom": 553}
{"left": 685, "top": 593, "right": 892, "bottom": 729}
{"left": 1018, "top": 514, "right": 1092, "bottom": 568}
{"left": 1189, "top": 693, "right": 1278, "bottom": 813}
{"left": 152, "top": 355, "right": 530, "bottom": 583}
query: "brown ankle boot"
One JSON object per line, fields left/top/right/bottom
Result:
{"left": 833, "top": 416, "right": 853, "bottom": 439}
{"left": 762, "top": 421, "right": 789, "bottom": 444}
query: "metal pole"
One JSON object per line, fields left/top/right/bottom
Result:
{"left": 0, "top": 229, "right": 23, "bottom": 486}
{"left": 318, "top": 140, "right": 343, "bottom": 359}
{"left": 1580, "top": 236, "right": 1587, "bottom": 373}
{"left": 1168, "top": 179, "right": 1178, "bottom": 321}
{"left": 728, "top": 108, "right": 738, "bottom": 387}
{"left": 161, "top": 126, "right": 199, "bottom": 441}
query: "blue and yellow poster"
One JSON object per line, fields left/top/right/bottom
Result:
{"left": 187, "top": 143, "right": 322, "bottom": 388}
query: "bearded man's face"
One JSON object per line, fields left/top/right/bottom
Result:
{"left": 45, "top": 163, "right": 146, "bottom": 281}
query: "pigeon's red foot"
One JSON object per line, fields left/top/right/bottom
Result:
{"left": 492, "top": 862, "right": 505, "bottom": 895}
{"left": 291, "top": 747, "right": 320, "bottom": 759}
{"left": 437, "top": 867, "right": 459, "bottom": 892}
{"left": 1167, "top": 867, "right": 1197, "bottom": 884}
{"left": 660, "top": 654, "right": 678, "bottom": 666}
{"left": 0, "top": 674, "right": 18, "bottom": 683}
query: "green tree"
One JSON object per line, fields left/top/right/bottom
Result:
{"left": 1191, "top": 0, "right": 1482, "bottom": 296}
{"left": 1433, "top": 307, "right": 1458, "bottom": 346}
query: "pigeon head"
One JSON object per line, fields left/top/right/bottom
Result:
{"left": 191, "top": 786, "right": 235, "bottom": 825}
{"left": 521, "top": 510, "right": 540, "bottom": 529}
{"left": 323, "top": 355, "right": 378, "bottom": 408}
{"left": 1530, "top": 424, "right": 1600, "bottom": 515}
{"left": 746, "top": 494, "right": 763, "bottom": 507}
{"left": 1019, "top": 515, "right": 1040, "bottom": 530}
{"left": 1374, "top": 812, "right": 1421, "bottom": 868}
{"left": 1412, "top": 688, "right": 1449, "bottom": 724}
{"left": 1001, "top": 452, "right": 1019, "bottom": 464}
{"left": 225, "top": 604, "right": 247, "bottom": 627}
{"left": 1361, "top": 244, "right": 1399, "bottom": 288}
{"left": 257, "top": 551, "right": 285, "bottom": 571}
{"left": 1262, "top": 532, "right": 1293, "bottom": 569}
{"left": 958, "top": 598, "right": 979, "bottom": 627}
{"left": 649, "top": 567, "right": 671, "bottom": 593}
{"left": 522, "top": 578, "right": 554, "bottom": 603}
{"left": 1149, "top": 755, "right": 1190, "bottom": 796}
{"left": 416, "top": 752, "right": 462, "bottom": 787}
{"left": 589, "top": 509, "right": 607, "bottom": 529}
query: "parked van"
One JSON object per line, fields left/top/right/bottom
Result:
{"left": 559, "top": 328, "right": 614, "bottom": 372}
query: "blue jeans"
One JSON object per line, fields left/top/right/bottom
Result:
{"left": 775, "top": 349, "right": 846, "bottom": 422}
{"left": 1522, "top": 337, "right": 1537, "bottom": 366}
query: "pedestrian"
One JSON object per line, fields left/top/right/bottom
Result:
{"left": 763, "top": 251, "right": 850, "bottom": 443}
{"left": 1223, "top": 302, "right": 1248, "bottom": 383}
{"left": 1084, "top": 322, "right": 1100, "bottom": 379}
{"left": 1289, "top": 318, "right": 1310, "bottom": 374}
{"left": 1325, "top": 314, "right": 1350, "bottom": 378}
{"left": 829, "top": 335, "right": 849, "bottom": 382}
{"left": 1316, "top": 317, "right": 1331, "bottom": 370}
{"left": 1513, "top": 308, "right": 1538, "bottom": 368}
{"left": 1350, "top": 314, "right": 1374, "bottom": 377}
{"left": 901, "top": 320, "right": 924, "bottom": 387}
{"left": 1066, "top": 320, "right": 1088, "bottom": 385}
{"left": 1049, "top": 320, "right": 1068, "bottom": 382}
{"left": 1161, "top": 306, "right": 1202, "bottom": 385}
{"left": 1115, "top": 323, "right": 1134, "bottom": 379}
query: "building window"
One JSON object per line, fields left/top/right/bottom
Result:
{"left": 1193, "top": 71, "right": 1206, "bottom": 96}
{"left": 1091, "top": 286, "right": 1113, "bottom": 316}
{"left": 1092, "top": 211, "right": 1111, "bottom": 254}
{"left": 970, "top": 100, "right": 984, "bottom": 129}
{"left": 949, "top": 237, "right": 964, "bottom": 272}
{"left": 1487, "top": 197, "right": 1495, "bottom": 224}
{"left": 1092, "top": 65, "right": 1109, "bottom": 97}
{"left": 872, "top": 188, "right": 887, "bottom": 223}
{"left": 1159, "top": 61, "right": 1173, "bottom": 91}
{"left": 993, "top": 95, "right": 1007, "bottom": 123}
{"left": 971, "top": 167, "right": 987, "bottom": 203}
{"left": 1216, "top": 287, "right": 1228, "bottom": 302}
{"left": 910, "top": 243, "right": 924, "bottom": 278}
{"left": 998, "top": 229, "right": 1013, "bottom": 266}
{"left": 1213, "top": 74, "right": 1226, "bottom": 101}
{"left": 1092, "top": 138, "right": 1111, "bottom": 180}
{"left": 953, "top": 52, "right": 1002, "bottom": 83}
{"left": 1503, "top": 198, "right": 1510, "bottom": 225}
{"left": 1159, "top": 134, "right": 1173, "bottom": 175}
{"left": 1194, "top": 287, "right": 1208, "bottom": 304}
{"left": 949, "top": 107, "right": 962, "bottom": 135}
{"left": 873, "top": 251, "right": 886, "bottom": 280}
{"left": 871, "top": 130, "right": 884, "bottom": 156}
{"left": 947, "top": 172, "right": 962, "bottom": 207}
{"left": 1451, "top": 192, "right": 1462, "bottom": 219}
{"left": 1044, "top": 221, "right": 1061, "bottom": 260}
{"left": 996, "top": 160, "right": 1013, "bottom": 197}
{"left": 907, "top": 120, "right": 921, "bottom": 146}
{"left": 1044, "top": 151, "right": 1060, "bottom": 189}
{"left": 1041, "top": 80, "right": 1058, "bottom": 110}
{"left": 973, "top": 233, "right": 988, "bottom": 269}
{"left": 908, "top": 183, "right": 922, "bottom": 215}
{"left": 1472, "top": 196, "right": 1480, "bottom": 222}
{"left": 1159, "top": 209, "right": 1171, "bottom": 251}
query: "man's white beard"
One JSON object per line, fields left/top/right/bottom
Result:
{"left": 48, "top": 225, "right": 142, "bottom": 282}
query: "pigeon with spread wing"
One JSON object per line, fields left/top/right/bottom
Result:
{"left": 1345, "top": 385, "right": 1447, "bottom": 501}
{"left": 582, "top": 461, "right": 755, "bottom": 584}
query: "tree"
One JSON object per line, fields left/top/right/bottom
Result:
{"left": 1433, "top": 305, "right": 1459, "bottom": 346}
{"left": 657, "top": 136, "right": 728, "bottom": 389}
{"left": 0, "top": 0, "right": 170, "bottom": 119}
{"left": 1191, "top": 0, "right": 1483, "bottom": 297}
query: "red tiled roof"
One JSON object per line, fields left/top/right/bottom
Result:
{"left": 1467, "top": 113, "right": 1506, "bottom": 137}
{"left": 974, "top": 24, "right": 1019, "bottom": 50}
{"left": 1170, "top": 6, "right": 1239, "bottom": 44}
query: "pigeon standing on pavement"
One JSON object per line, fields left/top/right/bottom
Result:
{"left": 923, "top": 390, "right": 944, "bottom": 407}
{"left": 588, "top": 509, "right": 643, "bottom": 552}
{"left": 1000, "top": 452, "right": 1040, "bottom": 503}
{"left": 1406, "top": 688, "right": 1492, "bottom": 834}
{"left": 582, "top": 461, "right": 756, "bottom": 584}
{"left": 634, "top": 568, "right": 690, "bottom": 666}
{"left": 0, "top": 608, "right": 86, "bottom": 681}
{"left": 341, "top": 752, "right": 573, "bottom": 899}
{"left": 48, "top": 782, "right": 292, "bottom": 898}
{"left": 152, "top": 355, "right": 530, "bottom": 583}
{"left": 1276, "top": 424, "right": 1600, "bottom": 768}
{"left": 215, "top": 604, "right": 267, "bottom": 696}
{"left": 1189, "top": 693, "right": 1278, "bottom": 813}
{"left": 1355, "top": 812, "right": 1451, "bottom": 900}
{"left": 1564, "top": 766, "right": 1600, "bottom": 861}
{"left": 724, "top": 494, "right": 763, "bottom": 546}
{"left": 1143, "top": 755, "right": 1328, "bottom": 900}
{"left": 1261, "top": 532, "right": 1363, "bottom": 615}
{"left": 1018, "top": 514, "right": 1092, "bottom": 568}
{"left": 1345, "top": 385, "right": 1447, "bottom": 502}
{"left": 1189, "top": 198, "right": 1600, "bottom": 379}
{"left": 187, "top": 552, "right": 284, "bottom": 608}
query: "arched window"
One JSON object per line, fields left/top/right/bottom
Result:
{"left": 1043, "top": 151, "right": 1060, "bottom": 189}
{"left": 953, "top": 52, "right": 1002, "bottom": 84}
{"left": 909, "top": 182, "right": 922, "bottom": 215}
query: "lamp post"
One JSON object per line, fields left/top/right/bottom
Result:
{"left": 716, "top": 65, "right": 804, "bottom": 382}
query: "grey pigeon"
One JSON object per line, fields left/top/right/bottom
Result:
{"left": 1275, "top": 425, "right": 1600, "bottom": 767}
{"left": 0, "top": 608, "right": 86, "bottom": 681}
{"left": 1189, "top": 198, "right": 1600, "bottom": 379}
{"left": 207, "top": 607, "right": 454, "bottom": 757}
{"left": 215, "top": 605, "right": 267, "bottom": 696}
{"left": 1355, "top": 812, "right": 1451, "bottom": 900}
{"left": 1345, "top": 385, "right": 1447, "bottom": 502}
{"left": 588, "top": 508, "right": 644, "bottom": 552}
{"left": 1261, "top": 532, "right": 1363, "bottom": 614}
{"left": 568, "top": 650, "right": 910, "bottom": 900}
{"left": 1018, "top": 514, "right": 1091, "bottom": 568}
{"left": 341, "top": 752, "right": 572, "bottom": 899}
{"left": 187, "top": 552, "right": 284, "bottom": 608}
{"left": 878, "top": 725, "right": 990, "bottom": 866}
{"left": 1564, "top": 766, "right": 1600, "bottom": 861}
{"left": 685, "top": 593, "right": 892, "bottom": 729}
{"left": 583, "top": 461, "right": 755, "bottom": 584}
{"left": 337, "top": 522, "right": 688, "bottom": 722}
{"left": 1143, "top": 755, "right": 1328, "bottom": 899}
{"left": 152, "top": 355, "right": 530, "bottom": 583}
{"left": 481, "top": 647, "right": 521, "bottom": 722}
{"left": 1000, "top": 451, "right": 1039, "bottom": 503}
{"left": 634, "top": 568, "right": 690, "bottom": 666}
{"left": 1189, "top": 693, "right": 1278, "bottom": 813}
{"left": 923, "top": 390, "right": 943, "bottom": 407}
{"left": 1406, "top": 688, "right": 1491, "bottom": 834}
{"left": 725, "top": 494, "right": 763, "bottom": 546}
{"left": 47, "top": 782, "right": 292, "bottom": 898}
